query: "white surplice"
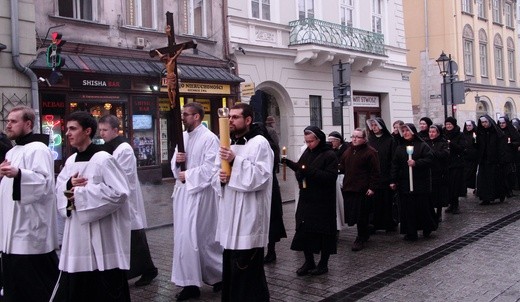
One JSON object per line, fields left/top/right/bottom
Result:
{"left": 216, "top": 135, "right": 274, "bottom": 250}
{"left": 113, "top": 142, "right": 147, "bottom": 230}
{"left": 171, "top": 124, "right": 223, "bottom": 287}
{"left": 0, "top": 141, "right": 58, "bottom": 254}
{"left": 56, "top": 150, "right": 131, "bottom": 272}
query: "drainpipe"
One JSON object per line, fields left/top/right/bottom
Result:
{"left": 11, "top": 0, "right": 41, "bottom": 132}
{"left": 424, "top": 0, "right": 430, "bottom": 116}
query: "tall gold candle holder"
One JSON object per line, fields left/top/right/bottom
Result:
{"left": 218, "top": 107, "right": 231, "bottom": 176}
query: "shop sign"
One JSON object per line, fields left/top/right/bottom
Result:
{"left": 159, "top": 98, "right": 171, "bottom": 112}
{"left": 70, "top": 77, "right": 131, "bottom": 90}
{"left": 178, "top": 82, "right": 230, "bottom": 95}
{"left": 132, "top": 96, "right": 156, "bottom": 114}
{"left": 352, "top": 95, "right": 380, "bottom": 107}
{"left": 241, "top": 82, "right": 255, "bottom": 97}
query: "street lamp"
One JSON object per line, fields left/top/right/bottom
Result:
{"left": 436, "top": 51, "right": 451, "bottom": 120}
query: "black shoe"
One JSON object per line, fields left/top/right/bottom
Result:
{"left": 499, "top": 196, "right": 505, "bottom": 203}
{"left": 445, "top": 206, "right": 453, "bottom": 213}
{"left": 296, "top": 262, "right": 316, "bottom": 276}
{"left": 309, "top": 265, "right": 328, "bottom": 276}
{"left": 176, "top": 286, "right": 200, "bottom": 301}
{"left": 351, "top": 239, "right": 364, "bottom": 252}
{"left": 403, "top": 234, "right": 418, "bottom": 242}
{"left": 480, "top": 200, "right": 491, "bottom": 205}
{"left": 263, "top": 252, "right": 276, "bottom": 264}
{"left": 212, "top": 281, "right": 223, "bottom": 293}
{"left": 423, "top": 230, "right": 432, "bottom": 238}
{"left": 134, "top": 268, "right": 158, "bottom": 287}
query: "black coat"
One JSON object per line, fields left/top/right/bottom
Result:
{"left": 367, "top": 118, "right": 395, "bottom": 188}
{"left": 426, "top": 136, "right": 450, "bottom": 207}
{"left": 391, "top": 136, "right": 433, "bottom": 194}
{"left": 443, "top": 125, "right": 466, "bottom": 169}
{"left": 0, "top": 132, "right": 12, "bottom": 163}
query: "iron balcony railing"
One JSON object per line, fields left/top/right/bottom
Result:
{"left": 289, "top": 18, "right": 386, "bottom": 56}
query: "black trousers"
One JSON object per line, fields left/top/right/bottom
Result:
{"left": 127, "top": 229, "right": 157, "bottom": 279}
{"left": 0, "top": 251, "right": 59, "bottom": 302}
{"left": 222, "top": 248, "right": 269, "bottom": 302}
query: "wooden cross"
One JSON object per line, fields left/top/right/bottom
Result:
{"left": 150, "top": 12, "right": 197, "bottom": 171}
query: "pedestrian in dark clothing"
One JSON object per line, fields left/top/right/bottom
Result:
{"left": 418, "top": 117, "right": 433, "bottom": 141}
{"left": 462, "top": 120, "right": 478, "bottom": 191}
{"left": 366, "top": 118, "right": 397, "bottom": 232}
{"left": 511, "top": 118, "right": 520, "bottom": 190}
{"left": 392, "top": 120, "right": 404, "bottom": 145}
{"left": 390, "top": 123, "right": 437, "bottom": 241}
{"left": 283, "top": 126, "right": 337, "bottom": 276}
{"left": 339, "top": 128, "right": 380, "bottom": 251}
{"left": 426, "top": 125, "right": 450, "bottom": 222}
{"left": 0, "top": 131, "right": 12, "bottom": 162}
{"left": 476, "top": 115, "right": 507, "bottom": 205}
{"left": 443, "top": 117, "right": 466, "bottom": 214}
{"left": 328, "top": 131, "right": 349, "bottom": 158}
{"left": 255, "top": 123, "right": 287, "bottom": 264}
{"left": 497, "top": 116, "right": 520, "bottom": 198}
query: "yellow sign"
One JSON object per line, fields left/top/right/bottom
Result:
{"left": 177, "top": 82, "right": 231, "bottom": 94}
{"left": 241, "top": 82, "right": 255, "bottom": 97}
{"left": 159, "top": 98, "right": 170, "bottom": 112}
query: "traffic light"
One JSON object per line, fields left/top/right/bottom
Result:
{"left": 45, "top": 32, "right": 66, "bottom": 85}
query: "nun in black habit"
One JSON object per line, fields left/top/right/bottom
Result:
{"left": 390, "top": 123, "right": 437, "bottom": 241}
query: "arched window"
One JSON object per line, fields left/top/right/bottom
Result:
{"left": 479, "top": 29, "right": 488, "bottom": 77}
{"left": 494, "top": 34, "right": 503, "bottom": 79}
{"left": 476, "top": 99, "right": 489, "bottom": 119}
{"left": 463, "top": 25, "right": 474, "bottom": 76}
{"left": 504, "top": 100, "right": 514, "bottom": 118}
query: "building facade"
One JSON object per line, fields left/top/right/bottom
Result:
{"left": 404, "top": 0, "right": 520, "bottom": 125}
{"left": 30, "top": 0, "right": 242, "bottom": 182}
{"left": 226, "top": 0, "right": 413, "bottom": 158}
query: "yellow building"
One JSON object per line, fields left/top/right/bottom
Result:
{"left": 404, "top": 0, "right": 519, "bottom": 124}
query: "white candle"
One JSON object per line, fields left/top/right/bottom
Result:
{"left": 282, "top": 146, "right": 287, "bottom": 181}
{"left": 406, "top": 146, "right": 414, "bottom": 192}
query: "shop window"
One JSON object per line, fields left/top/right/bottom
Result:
{"left": 132, "top": 96, "right": 157, "bottom": 167}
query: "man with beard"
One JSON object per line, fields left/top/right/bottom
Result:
{"left": 443, "top": 117, "right": 466, "bottom": 214}
{"left": 54, "top": 111, "right": 131, "bottom": 301}
{"left": 390, "top": 124, "right": 436, "bottom": 241}
{"left": 217, "top": 103, "right": 273, "bottom": 301}
{"left": 476, "top": 115, "right": 507, "bottom": 205}
{"left": 0, "top": 106, "right": 59, "bottom": 301}
{"left": 340, "top": 128, "right": 380, "bottom": 251}
{"left": 170, "top": 102, "right": 223, "bottom": 301}
{"left": 98, "top": 115, "right": 158, "bottom": 287}
{"left": 366, "top": 118, "right": 397, "bottom": 232}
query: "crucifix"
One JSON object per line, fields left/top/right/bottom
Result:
{"left": 150, "top": 12, "right": 197, "bottom": 171}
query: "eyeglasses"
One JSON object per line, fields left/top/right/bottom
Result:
{"left": 181, "top": 112, "right": 197, "bottom": 117}
{"left": 304, "top": 139, "right": 317, "bottom": 144}
{"left": 350, "top": 135, "right": 365, "bottom": 139}
{"left": 229, "top": 115, "right": 243, "bottom": 120}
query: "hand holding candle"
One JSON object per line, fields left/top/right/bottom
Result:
{"left": 406, "top": 145, "right": 414, "bottom": 192}
{"left": 301, "top": 165, "right": 307, "bottom": 188}
{"left": 473, "top": 132, "right": 477, "bottom": 143}
{"left": 282, "top": 146, "right": 287, "bottom": 181}
{"left": 218, "top": 107, "right": 231, "bottom": 176}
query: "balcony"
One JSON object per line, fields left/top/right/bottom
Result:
{"left": 289, "top": 18, "right": 386, "bottom": 68}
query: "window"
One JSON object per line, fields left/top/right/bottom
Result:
{"left": 183, "top": 0, "right": 208, "bottom": 37}
{"left": 507, "top": 38, "right": 515, "bottom": 81}
{"left": 252, "top": 0, "right": 270, "bottom": 20}
{"left": 477, "top": 0, "right": 486, "bottom": 18}
{"left": 58, "top": 0, "right": 96, "bottom": 21}
{"left": 126, "top": 0, "right": 156, "bottom": 28}
{"left": 479, "top": 29, "right": 488, "bottom": 77}
{"left": 463, "top": 25, "right": 474, "bottom": 76}
{"left": 494, "top": 34, "right": 504, "bottom": 79}
{"left": 299, "top": 0, "right": 314, "bottom": 19}
{"left": 504, "top": 101, "right": 513, "bottom": 118}
{"left": 372, "top": 0, "right": 382, "bottom": 33}
{"left": 492, "top": 0, "right": 502, "bottom": 23}
{"left": 340, "top": 0, "right": 354, "bottom": 27}
{"left": 309, "top": 95, "right": 322, "bottom": 129}
{"left": 504, "top": 2, "right": 513, "bottom": 27}
{"left": 462, "top": 0, "right": 472, "bottom": 13}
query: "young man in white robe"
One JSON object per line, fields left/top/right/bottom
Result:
{"left": 0, "top": 106, "right": 59, "bottom": 301}
{"left": 170, "top": 102, "right": 223, "bottom": 301}
{"left": 53, "top": 111, "right": 131, "bottom": 301}
{"left": 98, "top": 114, "right": 158, "bottom": 287}
{"left": 217, "top": 103, "right": 274, "bottom": 301}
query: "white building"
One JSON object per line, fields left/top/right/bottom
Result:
{"left": 227, "top": 0, "right": 413, "bottom": 157}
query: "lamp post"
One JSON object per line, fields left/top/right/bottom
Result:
{"left": 436, "top": 51, "right": 451, "bottom": 121}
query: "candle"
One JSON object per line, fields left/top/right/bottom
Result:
{"left": 301, "top": 165, "right": 307, "bottom": 188}
{"left": 508, "top": 137, "right": 511, "bottom": 144}
{"left": 406, "top": 146, "right": 414, "bottom": 192}
{"left": 218, "top": 107, "right": 231, "bottom": 176}
{"left": 472, "top": 132, "right": 476, "bottom": 143}
{"left": 282, "top": 146, "right": 287, "bottom": 181}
